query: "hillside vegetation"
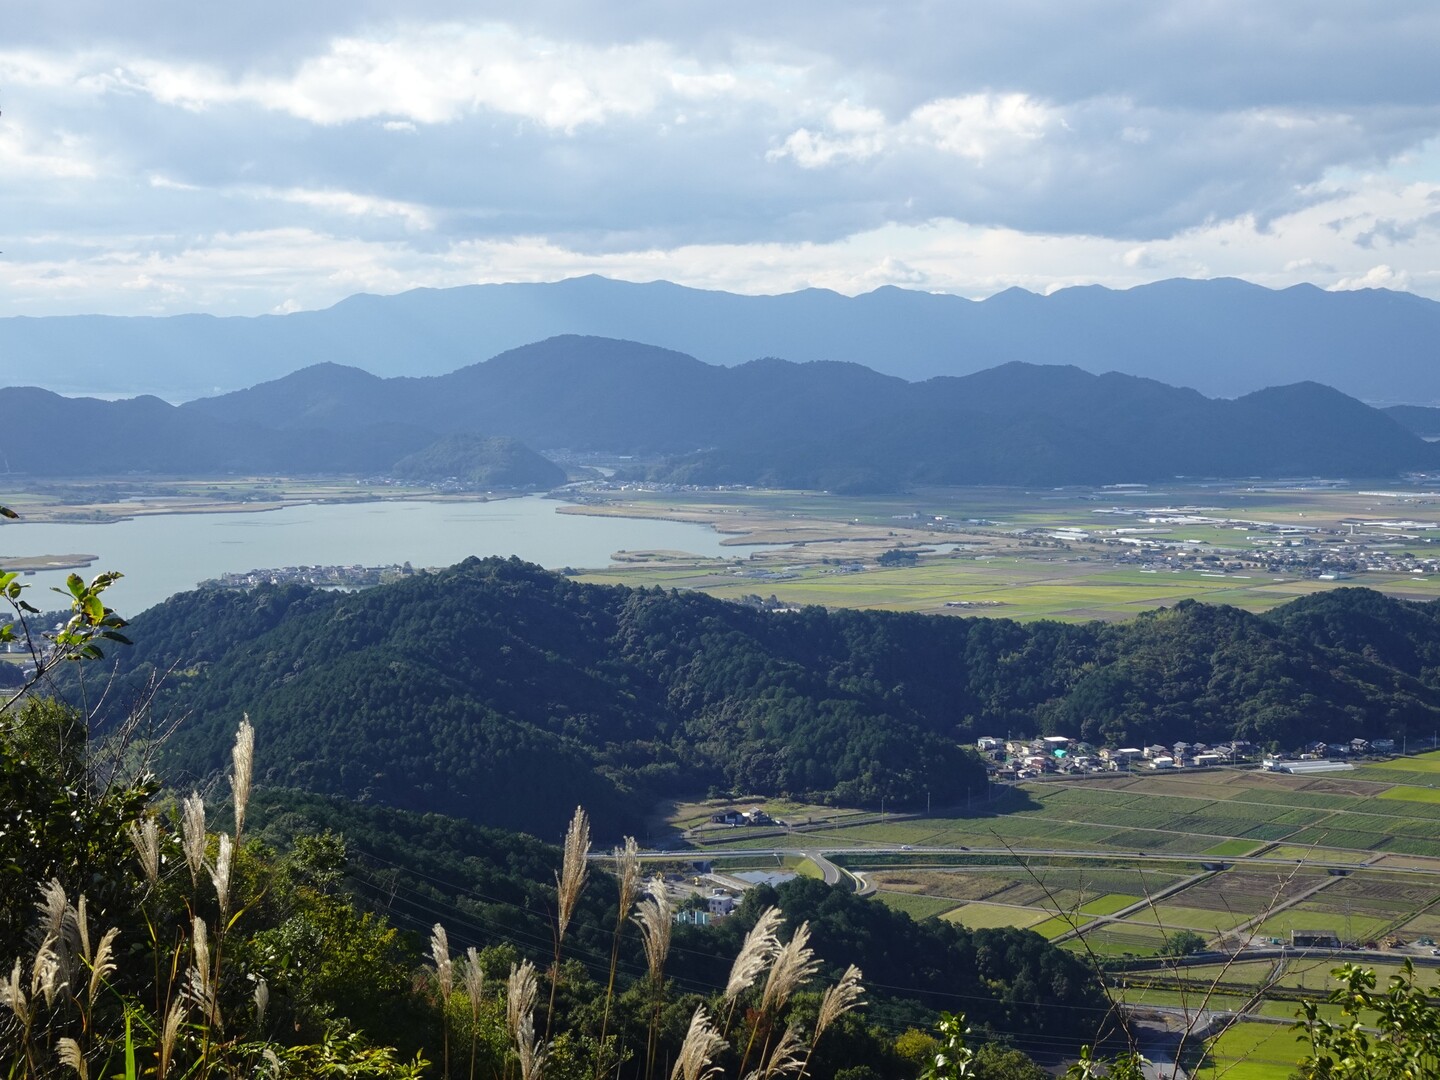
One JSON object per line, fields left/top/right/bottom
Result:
{"left": 4, "top": 337, "right": 1433, "bottom": 487}
{"left": 83, "top": 560, "right": 1440, "bottom": 839}
{"left": 182, "top": 338, "right": 1436, "bottom": 490}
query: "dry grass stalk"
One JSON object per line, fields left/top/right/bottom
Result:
{"left": 812, "top": 964, "right": 863, "bottom": 1043}
{"left": 462, "top": 947, "right": 484, "bottom": 1007}
{"left": 56, "top": 1036, "right": 88, "bottom": 1079}
{"left": 181, "top": 792, "right": 206, "bottom": 886}
{"left": 34, "top": 878, "right": 69, "bottom": 948}
{"left": 431, "top": 923, "right": 455, "bottom": 1078}
{"left": 599, "top": 836, "right": 643, "bottom": 1048}
{"left": 506, "top": 960, "right": 539, "bottom": 1041}
{"left": 187, "top": 916, "right": 218, "bottom": 1027}
{"left": 129, "top": 817, "right": 161, "bottom": 887}
{"left": 632, "top": 877, "right": 673, "bottom": 985}
{"left": 547, "top": 806, "right": 590, "bottom": 1038}
{"left": 726, "top": 907, "right": 783, "bottom": 1000}
{"left": 463, "top": 946, "right": 485, "bottom": 1080}
{"left": 254, "top": 975, "right": 269, "bottom": 1028}
{"left": 1, "top": 957, "right": 29, "bottom": 1025}
{"left": 555, "top": 806, "right": 591, "bottom": 942}
{"left": 231, "top": 715, "right": 254, "bottom": 843}
{"left": 86, "top": 927, "right": 119, "bottom": 1009}
{"left": 75, "top": 894, "right": 91, "bottom": 964}
{"left": 758, "top": 922, "right": 819, "bottom": 1015}
{"left": 431, "top": 924, "right": 454, "bottom": 999}
{"left": 158, "top": 999, "right": 186, "bottom": 1079}
{"left": 633, "top": 876, "right": 674, "bottom": 1080}
{"left": 32, "top": 935, "right": 62, "bottom": 1009}
{"left": 129, "top": 818, "right": 161, "bottom": 887}
{"left": 671, "top": 1005, "right": 726, "bottom": 1080}
{"left": 614, "top": 836, "right": 642, "bottom": 920}
{"left": 515, "top": 1011, "right": 547, "bottom": 1080}
{"left": 210, "top": 833, "right": 233, "bottom": 920}
{"left": 758, "top": 1025, "right": 805, "bottom": 1080}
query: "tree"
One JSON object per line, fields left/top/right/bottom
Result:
{"left": 1159, "top": 930, "right": 1206, "bottom": 957}
{"left": 1296, "top": 961, "right": 1440, "bottom": 1079}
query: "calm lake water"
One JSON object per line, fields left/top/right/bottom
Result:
{"left": 0, "top": 496, "right": 730, "bottom": 615}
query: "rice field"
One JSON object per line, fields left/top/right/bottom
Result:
{"left": 1198, "top": 1022, "right": 1309, "bottom": 1080}
{"left": 688, "top": 754, "right": 1440, "bottom": 1044}
{"left": 570, "top": 486, "right": 1440, "bottom": 622}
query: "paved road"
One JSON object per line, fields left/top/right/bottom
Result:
{"left": 613, "top": 844, "right": 1440, "bottom": 878}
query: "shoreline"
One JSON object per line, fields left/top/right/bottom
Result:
{"left": 0, "top": 553, "right": 99, "bottom": 572}
{"left": 0, "top": 486, "right": 522, "bottom": 526}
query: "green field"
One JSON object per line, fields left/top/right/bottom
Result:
{"left": 570, "top": 483, "right": 1440, "bottom": 621}
{"left": 1378, "top": 785, "right": 1440, "bottom": 804}
{"left": 940, "top": 902, "right": 1050, "bottom": 930}
{"left": 873, "top": 892, "right": 958, "bottom": 920}
{"left": 1199, "top": 1021, "right": 1310, "bottom": 1080}
{"left": 688, "top": 759, "right": 1440, "bottom": 1041}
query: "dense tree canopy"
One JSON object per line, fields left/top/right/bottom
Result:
{"left": 76, "top": 562, "right": 1440, "bottom": 838}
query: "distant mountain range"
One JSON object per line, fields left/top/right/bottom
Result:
{"left": 5, "top": 335, "right": 1433, "bottom": 489}
{"left": 4, "top": 275, "right": 1439, "bottom": 403}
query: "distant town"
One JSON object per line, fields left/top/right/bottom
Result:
{"left": 977, "top": 733, "right": 1402, "bottom": 781}
{"left": 198, "top": 563, "right": 426, "bottom": 591}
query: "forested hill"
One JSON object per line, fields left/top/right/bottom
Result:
{"left": 6, "top": 339, "right": 1435, "bottom": 486}
{"left": 177, "top": 337, "right": 1438, "bottom": 489}
{"left": 85, "top": 559, "right": 1440, "bottom": 839}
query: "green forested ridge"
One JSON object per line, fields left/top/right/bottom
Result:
{"left": 81, "top": 559, "right": 1440, "bottom": 840}
{"left": 9, "top": 336, "right": 1433, "bottom": 488}
{"left": 181, "top": 338, "right": 1438, "bottom": 490}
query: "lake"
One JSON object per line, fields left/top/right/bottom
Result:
{"left": 0, "top": 496, "right": 731, "bottom": 614}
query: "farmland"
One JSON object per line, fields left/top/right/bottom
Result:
{"left": 569, "top": 481, "right": 1440, "bottom": 621}
{"left": 684, "top": 753, "right": 1440, "bottom": 1044}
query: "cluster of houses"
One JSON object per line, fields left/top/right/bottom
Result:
{"left": 708, "top": 807, "right": 777, "bottom": 827}
{"left": 199, "top": 563, "right": 419, "bottom": 591}
{"left": 674, "top": 891, "right": 739, "bottom": 927}
{"left": 975, "top": 734, "right": 1398, "bottom": 779}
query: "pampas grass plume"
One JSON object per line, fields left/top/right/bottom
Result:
{"left": 507, "top": 959, "right": 539, "bottom": 1040}
{"left": 129, "top": 817, "right": 160, "bottom": 888}
{"left": 556, "top": 806, "right": 591, "bottom": 940}
{"left": 726, "top": 906, "right": 783, "bottom": 999}
{"left": 430, "top": 923, "right": 454, "bottom": 999}
{"left": 231, "top": 715, "right": 254, "bottom": 842}
{"left": 671, "top": 1005, "right": 726, "bottom": 1080}
{"left": 181, "top": 792, "right": 206, "bottom": 886}
{"left": 759, "top": 922, "right": 819, "bottom": 1015}
{"left": 632, "top": 877, "right": 673, "bottom": 984}
{"left": 813, "top": 964, "right": 864, "bottom": 1042}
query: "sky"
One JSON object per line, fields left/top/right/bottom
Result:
{"left": 4, "top": 1, "right": 1440, "bottom": 317}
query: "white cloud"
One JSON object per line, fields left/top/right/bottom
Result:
{"left": 0, "top": 123, "right": 97, "bottom": 179}
{"left": 907, "top": 93, "right": 1055, "bottom": 161}
{"left": 3, "top": 7, "right": 1440, "bottom": 318}
{"left": 770, "top": 92, "right": 1056, "bottom": 168}
{"left": 1330, "top": 264, "right": 1412, "bottom": 291}
{"left": 255, "top": 186, "right": 435, "bottom": 230}
{"left": 3, "top": 26, "right": 773, "bottom": 134}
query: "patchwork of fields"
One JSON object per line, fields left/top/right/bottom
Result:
{"left": 572, "top": 483, "right": 1440, "bottom": 620}
{"left": 692, "top": 752, "right": 1440, "bottom": 1075}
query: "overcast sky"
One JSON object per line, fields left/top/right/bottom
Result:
{"left": 4, "top": 1, "right": 1440, "bottom": 316}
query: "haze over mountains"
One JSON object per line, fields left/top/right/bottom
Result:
{"left": 4, "top": 336, "right": 1436, "bottom": 489}
{"left": 5, "top": 275, "right": 1439, "bottom": 404}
